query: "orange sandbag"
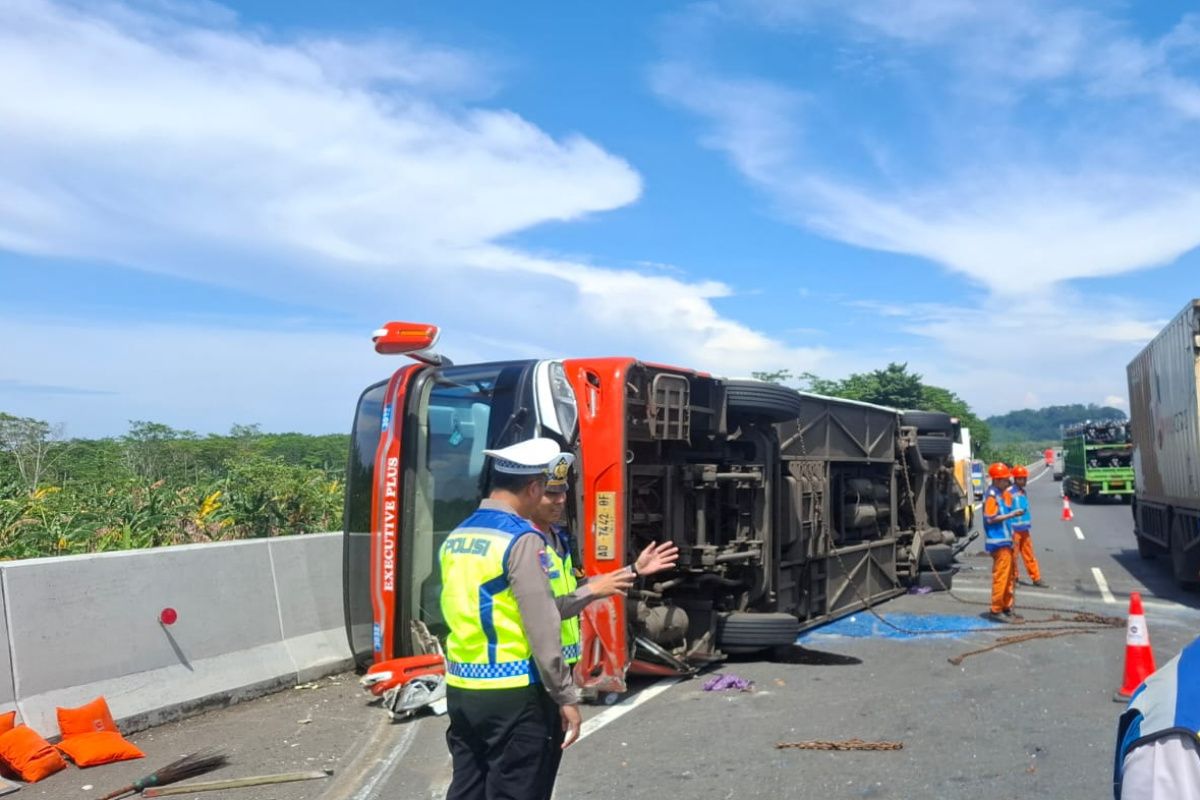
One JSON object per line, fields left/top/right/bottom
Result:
{"left": 56, "top": 731, "right": 144, "bottom": 767}
{"left": 0, "top": 711, "right": 14, "bottom": 736}
{"left": 55, "top": 697, "right": 143, "bottom": 767}
{"left": 0, "top": 725, "right": 67, "bottom": 782}
{"left": 57, "top": 696, "right": 118, "bottom": 737}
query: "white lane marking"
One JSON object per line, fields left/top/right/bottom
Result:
{"left": 350, "top": 721, "right": 419, "bottom": 800}
{"left": 1092, "top": 567, "right": 1117, "bottom": 604}
{"left": 1028, "top": 466, "right": 1050, "bottom": 484}
{"left": 1074, "top": 526, "right": 1085, "bottom": 540}
{"left": 577, "top": 678, "right": 680, "bottom": 743}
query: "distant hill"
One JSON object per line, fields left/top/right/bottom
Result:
{"left": 986, "top": 404, "right": 1127, "bottom": 443}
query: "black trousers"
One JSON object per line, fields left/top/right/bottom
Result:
{"left": 541, "top": 716, "right": 565, "bottom": 800}
{"left": 445, "top": 685, "right": 559, "bottom": 800}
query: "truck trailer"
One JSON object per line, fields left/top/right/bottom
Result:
{"left": 1127, "top": 299, "right": 1200, "bottom": 589}
{"left": 343, "top": 322, "right": 974, "bottom": 692}
{"left": 1061, "top": 420, "right": 1134, "bottom": 502}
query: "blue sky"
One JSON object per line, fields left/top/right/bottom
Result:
{"left": 2, "top": 0, "right": 1199, "bottom": 437}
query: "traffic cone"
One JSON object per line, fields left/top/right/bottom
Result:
{"left": 1061, "top": 495, "right": 1074, "bottom": 521}
{"left": 1114, "top": 592, "right": 1156, "bottom": 703}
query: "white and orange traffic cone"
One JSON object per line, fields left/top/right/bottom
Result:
{"left": 1114, "top": 592, "right": 1156, "bottom": 703}
{"left": 1061, "top": 495, "right": 1074, "bottom": 521}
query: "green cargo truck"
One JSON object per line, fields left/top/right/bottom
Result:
{"left": 1062, "top": 420, "right": 1134, "bottom": 502}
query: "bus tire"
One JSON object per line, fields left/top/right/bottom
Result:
{"left": 716, "top": 612, "right": 801, "bottom": 649}
{"left": 900, "top": 411, "right": 954, "bottom": 435}
{"left": 724, "top": 381, "right": 805, "bottom": 423}
{"left": 916, "top": 435, "right": 953, "bottom": 459}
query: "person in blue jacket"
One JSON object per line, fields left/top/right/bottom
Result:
{"left": 1114, "top": 636, "right": 1200, "bottom": 798}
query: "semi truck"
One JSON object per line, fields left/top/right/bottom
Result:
{"left": 1061, "top": 420, "right": 1134, "bottom": 502}
{"left": 343, "top": 322, "right": 974, "bottom": 692}
{"left": 1127, "top": 299, "right": 1200, "bottom": 589}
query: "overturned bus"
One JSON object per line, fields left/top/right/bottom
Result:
{"left": 344, "top": 322, "right": 972, "bottom": 695}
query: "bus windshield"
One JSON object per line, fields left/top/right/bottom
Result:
{"left": 406, "top": 361, "right": 536, "bottom": 641}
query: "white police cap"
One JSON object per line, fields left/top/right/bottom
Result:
{"left": 545, "top": 452, "right": 575, "bottom": 491}
{"left": 483, "top": 438, "right": 563, "bottom": 476}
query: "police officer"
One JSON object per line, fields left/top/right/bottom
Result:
{"left": 982, "top": 463, "right": 1025, "bottom": 623}
{"left": 1114, "top": 636, "right": 1200, "bottom": 798}
{"left": 439, "top": 438, "right": 582, "bottom": 800}
{"left": 1009, "top": 465, "right": 1047, "bottom": 587}
{"left": 530, "top": 454, "right": 679, "bottom": 799}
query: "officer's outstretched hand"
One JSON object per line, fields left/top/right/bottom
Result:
{"left": 635, "top": 541, "right": 679, "bottom": 577}
{"left": 589, "top": 569, "right": 636, "bottom": 598}
{"left": 560, "top": 704, "right": 582, "bottom": 749}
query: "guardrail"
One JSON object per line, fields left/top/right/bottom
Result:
{"left": 0, "top": 533, "right": 350, "bottom": 735}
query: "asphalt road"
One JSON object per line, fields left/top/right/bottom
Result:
{"left": 340, "top": 462, "right": 1200, "bottom": 800}
{"left": 55, "top": 466, "right": 1196, "bottom": 800}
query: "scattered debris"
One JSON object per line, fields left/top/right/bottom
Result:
{"left": 384, "top": 675, "right": 447, "bottom": 720}
{"left": 775, "top": 739, "right": 903, "bottom": 751}
{"left": 907, "top": 586, "right": 933, "bottom": 595}
{"left": 702, "top": 673, "right": 753, "bottom": 692}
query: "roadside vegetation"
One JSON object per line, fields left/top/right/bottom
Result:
{"left": 0, "top": 413, "right": 347, "bottom": 560}
{"left": 985, "top": 403, "right": 1127, "bottom": 443}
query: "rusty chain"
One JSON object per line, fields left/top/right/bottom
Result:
{"left": 775, "top": 739, "right": 904, "bottom": 751}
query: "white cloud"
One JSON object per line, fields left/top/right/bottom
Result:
{"left": 0, "top": 0, "right": 639, "bottom": 271}
{"left": 842, "top": 292, "right": 1161, "bottom": 417}
{"left": 0, "top": 0, "right": 831, "bottom": 433}
{"left": 654, "top": 1, "right": 1200, "bottom": 294}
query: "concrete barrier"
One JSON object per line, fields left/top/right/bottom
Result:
{"left": 0, "top": 533, "right": 350, "bottom": 735}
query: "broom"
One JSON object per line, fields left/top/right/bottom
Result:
{"left": 96, "top": 750, "right": 229, "bottom": 800}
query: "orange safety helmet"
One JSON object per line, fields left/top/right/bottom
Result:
{"left": 1011, "top": 465, "right": 1029, "bottom": 479}
{"left": 988, "top": 462, "right": 1012, "bottom": 480}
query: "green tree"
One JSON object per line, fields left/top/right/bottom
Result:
{"left": 0, "top": 413, "right": 62, "bottom": 493}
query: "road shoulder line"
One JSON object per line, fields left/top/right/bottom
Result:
{"left": 1091, "top": 567, "right": 1117, "bottom": 604}
{"left": 578, "top": 678, "right": 680, "bottom": 743}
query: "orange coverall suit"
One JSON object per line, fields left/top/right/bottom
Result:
{"left": 982, "top": 485, "right": 1016, "bottom": 614}
{"left": 1009, "top": 484, "right": 1041, "bottom": 583}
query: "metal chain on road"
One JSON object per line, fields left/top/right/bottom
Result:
{"left": 775, "top": 739, "right": 903, "bottom": 751}
{"left": 946, "top": 629, "right": 1098, "bottom": 666}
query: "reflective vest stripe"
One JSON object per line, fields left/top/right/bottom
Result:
{"left": 478, "top": 571, "right": 511, "bottom": 667}
{"left": 446, "top": 659, "right": 538, "bottom": 682}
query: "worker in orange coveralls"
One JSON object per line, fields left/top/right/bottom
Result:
{"left": 982, "top": 463, "right": 1026, "bottom": 623}
{"left": 1009, "top": 465, "right": 1047, "bottom": 588}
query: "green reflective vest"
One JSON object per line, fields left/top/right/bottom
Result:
{"left": 545, "top": 526, "right": 582, "bottom": 664}
{"left": 439, "top": 508, "right": 540, "bottom": 690}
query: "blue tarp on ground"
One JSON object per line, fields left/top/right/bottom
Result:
{"left": 797, "top": 612, "right": 1003, "bottom": 642}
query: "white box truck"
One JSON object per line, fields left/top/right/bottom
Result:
{"left": 1127, "top": 299, "right": 1200, "bottom": 588}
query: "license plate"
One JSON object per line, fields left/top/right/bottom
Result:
{"left": 1110, "top": 482, "right": 1125, "bottom": 488}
